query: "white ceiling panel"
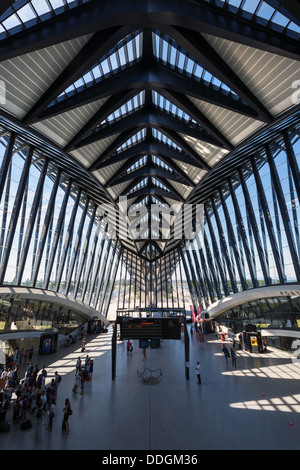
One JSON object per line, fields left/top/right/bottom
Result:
{"left": 188, "top": 96, "right": 264, "bottom": 146}
{"left": 32, "top": 98, "right": 108, "bottom": 148}
{"left": 203, "top": 33, "right": 300, "bottom": 117}
{"left": 0, "top": 35, "right": 93, "bottom": 119}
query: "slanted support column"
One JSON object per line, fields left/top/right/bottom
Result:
{"left": 112, "top": 320, "right": 118, "bottom": 380}
{"left": 184, "top": 318, "right": 190, "bottom": 380}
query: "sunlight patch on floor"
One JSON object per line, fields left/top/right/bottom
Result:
{"left": 230, "top": 394, "right": 300, "bottom": 413}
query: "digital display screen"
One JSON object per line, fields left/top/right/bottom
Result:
{"left": 118, "top": 317, "right": 183, "bottom": 340}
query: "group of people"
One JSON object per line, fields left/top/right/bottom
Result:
{"left": 7, "top": 347, "right": 34, "bottom": 367}
{"left": 13, "top": 362, "right": 61, "bottom": 432}
{"left": 0, "top": 346, "right": 36, "bottom": 423}
{"left": 0, "top": 363, "right": 19, "bottom": 423}
{"left": 221, "top": 343, "right": 237, "bottom": 368}
{"left": 0, "top": 349, "right": 68, "bottom": 436}
{"left": 0, "top": 330, "right": 98, "bottom": 437}
{"left": 74, "top": 355, "right": 94, "bottom": 395}
{"left": 195, "top": 334, "right": 239, "bottom": 385}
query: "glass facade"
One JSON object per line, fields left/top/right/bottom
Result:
{"left": 182, "top": 123, "right": 300, "bottom": 313}
{"left": 0, "top": 108, "right": 299, "bottom": 344}
{"left": 215, "top": 294, "right": 300, "bottom": 352}
{"left": 0, "top": 118, "right": 299, "bottom": 329}
{"left": 113, "top": 248, "right": 192, "bottom": 313}
{"left": 0, "top": 296, "right": 87, "bottom": 336}
{"left": 215, "top": 295, "right": 300, "bottom": 333}
{"left": 0, "top": 128, "right": 121, "bottom": 326}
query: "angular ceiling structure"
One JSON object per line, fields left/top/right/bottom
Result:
{"left": 0, "top": 0, "right": 299, "bottom": 261}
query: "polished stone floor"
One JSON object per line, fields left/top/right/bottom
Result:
{"left": 1, "top": 326, "right": 300, "bottom": 451}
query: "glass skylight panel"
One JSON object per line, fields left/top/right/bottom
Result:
{"left": 128, "top": 177, "right": 148, "bottom": 193}
{"left": 31, "top": 0, "right": 51, "bottom": 16}
{"left": 152, "top": 196, "right": 167, "bottom": 208}
{"left": 271, "top": 11, "right": 290, "bottom": 28}
{"left": 152, "top": 91, "right": 199, "bottom": 128}
{"left": 153, "top": 31, "right": 239, "bottom": 99}
{"left": 0, "top": 1, "right": 58, "bottom": 37}
{"left": 116, "top": 129, "right": 146, "bottom": 154}
{"left": 82, "top": 71, "right": 94, "bottom": 84}
{"left": 211, "top": 77, "right": 222, "bottom": 87}
{"left": 227, "top": 0, "right": 242, "bottom": 8}
{"left": 50, "top": 0, "right": 65, "bottom": 8}
{"left": 1, "top": 0, "right": 298, "bottom": 42}
{"left": 100, "top": 91, "right": 145, "bottom": 127}
{"left": 152, "top": 178, "right": 170, "bottom": 192}
{"left": 17, "top": 4, "right": 37, "bottom": 23}
{"left": 152, "top": 156, "right": 173, "bottom": 173}
{"left": 99, "top": 57, "right": 110, "bottom": 77}
{"left": 255, "top": 2, "right": 275, "bottom": 20}
{"left": 126, "top": 156, "right": 147, "bottom": 174}
{"left": 241, "top": 0, "right": 261, "bottom": 14}
{"left": 54, "top": 32, "right": 142, "bottom": 102}
{"left": 152, "top": 129, "right": 182, "bottom": 153}
{"left": 133, "top": 197, "right": 149, "bottom": 208}
{"left": 184, "top": 57, "right": 194, "bottom": 75}
{"left": 73, "top": 77, "right": 85, "bottom": 90}
{"left": 2, "top": 14, "right": 22, "bottom": 30}
{"left": 220, "top": 83, "right": 232, "bottom": 94}
{"left": 127, "top": 39, "right": 135, "bottom": 63}
{"left": 288, "top": 22, "right": 300, "bottom": 34}
{"left": 210, "top": 0, "right": 300, "bottom": 37}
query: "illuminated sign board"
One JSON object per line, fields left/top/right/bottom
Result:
{"left": 118, "top": 316, "right": 183, "bottom": 340}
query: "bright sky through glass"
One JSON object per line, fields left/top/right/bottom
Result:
{"left": 0, "top": 0, "right": 299, "bottom": 36}
{"left": 214, "top": 0, "right": 300, "bottom": 34}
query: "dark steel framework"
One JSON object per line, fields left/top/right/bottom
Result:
{"left": 0, "top": 0, "right": 299, "bottom": 321}
{"left": 184, "top": 123, "right": 300, "bottom": 314}
{"left": 0, "top": 129, "right": 121, "bottom": 316}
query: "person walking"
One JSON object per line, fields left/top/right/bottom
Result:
{"left": 142, "top": 347, "right": 147, "bottom": 360}
{"left": 231, "top": 348, "right": 237, "bottom": 369}
{"left": 196, "top": 362, "right": 201, "bottom": 384}
{"left": 62, "top": 398, "right": 72, "bottom": 434}
{"left": 28, "top": 347, "right": 34, "bottom": 364}
{"left": 89, "top": 359, "right": 94, "bottom": 379}
{"left": 47, "top": 400, "right": 56, "bottom": 432}
{"left": 19, "top": 349, "right": 24, "bottom": 365}
{"left": 13, "top": 348, "right": 19, "bottom": 364}
{"left": 222, "top": 344, "right": 230, "bottom": 364}
{"left": 34, "top": 405, "right": 43, "bottom": 439}
{"left": 80, "top": 368, "right": 85, "bottom": 395}
{"left": 75, "top": 357, "right": 81, "bottom": 377}
{"left": 41, "top": 366, "right": 47, "bottom": 379}
{"left": 54, "top": 371, "right": 61, "bottom": 387}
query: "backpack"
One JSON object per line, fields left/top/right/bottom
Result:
{"left": 58, "top": 375, "right": 62, "bottom": 383}
{"left": 36, "top": 408, "right": 43, "bottom": 418}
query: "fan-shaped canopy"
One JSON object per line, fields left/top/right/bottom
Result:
{"left": 0, "top": 0, "right": 299, "bottom": 260}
